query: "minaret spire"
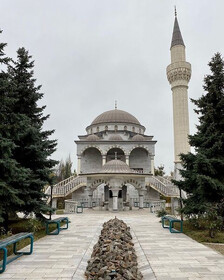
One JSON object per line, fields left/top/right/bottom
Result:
{"left": 171, "top": 8, "right": 185, "bottom": 49}
{"left": 167, "top": 11, "right": 191, "bottom": 180}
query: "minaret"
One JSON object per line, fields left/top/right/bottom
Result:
{"left": 167, "top": 10, "right": 191, "bottom": 180}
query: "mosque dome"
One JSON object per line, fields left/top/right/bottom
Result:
{"left": 101, "top": 159, "right": 133, "bottom": 173}
{"left": 91, "top": 109, "right": 140, "bottom": 125}
{"left": 108, "top": 134, "right": 123, "bottom": 141}
{"left": 86, "top": 134, "right": 100, "bottom": 141}
{"left": 132, "top": 134, "right": 145, "bottom": 141}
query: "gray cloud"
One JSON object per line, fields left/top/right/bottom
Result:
{"left": 1, "top": 0, "right": 223, "bottom": 174}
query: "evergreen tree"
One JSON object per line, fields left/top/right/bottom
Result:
{"left": 0, "top": 31, "right": 28, "bottom": 231}
{"left": 174, "top": 53, "right": 224, "bottom": 215}
{"left": 8, "top": 47, "right": 58, "bottom": 217}
{"left": 154, "top": 165, "right": 165, "bottom": 176}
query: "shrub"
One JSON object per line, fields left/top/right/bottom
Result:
{"left": 156, "top": 209, "right": 167, "bottom": 218}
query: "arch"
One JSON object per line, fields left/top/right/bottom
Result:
{"left": 122, "top": 179, "right": 142, "bottom": 189}
{"left": 106, "top": 147, "right": 125, "bottom": 162}
{"left": 81, "top": 145, "right": 103, "bottom": 155}
{"left": 81, "top": 147, "right": 102, "bottom": 173}
{"left": 129, "top": 147, "right": 150, "bottom": 174}
{"left": 91, "top": 179, "right": 110, "bottom": 189}
{"left": 105, "top": 125, "right": 108, "bottom": 131}
{"left": 128, "top": 145, "right": 150, "bottom": 155}
{"left": 105, "top": 145, "right": 126, "bottom": 155}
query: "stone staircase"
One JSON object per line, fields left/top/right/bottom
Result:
{"left": 45, "top": 175, "right": 180, "bottom": 202}
{"left": 146, "top": 176, "right": 180, "bottom": 197}
{"left": 45, "top": 175, "right": 87, "bottom": 203}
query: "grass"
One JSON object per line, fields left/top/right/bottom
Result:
{"left": 172, "top": 219, "right": 224, "bottom": 243}
{"left": 168, "top": 218, "right": 224, "bottom": 255}
{"left": 0, "top": 217, "right": 66, "bottom": 261}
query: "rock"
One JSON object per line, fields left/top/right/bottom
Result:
{"left": 85, "top": 218, "right": 143, "bottom": 279}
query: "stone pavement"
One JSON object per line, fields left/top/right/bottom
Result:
{"left": 1, "top": 209, "right": 224, "bottom": 280}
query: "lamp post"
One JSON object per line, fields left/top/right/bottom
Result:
{"left": 179, "top": 187, "right": 183, "bottom": 221}
{"left": 49, "top": 185, "right": 53, "bottom": 220}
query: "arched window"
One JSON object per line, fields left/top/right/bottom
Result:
{"left": 115, "top": 125, "right": 118, "bottom": 131}
{"left": 124, "top": 126, "right": 127, "bottom": 131}
{"left": 132, "top": 127, "right": 135, "bottom": 132}
{"left": 97, "top": 127, "right": 99, "bottom": 132}
{"left": 105, "top": 125, "right": 108, "bottom": 131}
{"left": 139, "top": 128, "right": 141, "bottom": 134}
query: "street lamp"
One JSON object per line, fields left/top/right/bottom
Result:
{"left": 49, "top": 185, "right": 53, "bottom": 220}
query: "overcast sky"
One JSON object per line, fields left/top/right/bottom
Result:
{"left": 1, "top": 0, "right": 223, "bottom": 174}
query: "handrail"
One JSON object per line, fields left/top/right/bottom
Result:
{"left": 147, "top": 176, "right": 179, "bottom": 197}
{"left": 45, "top": 175, "right": 87, "bottom": 201}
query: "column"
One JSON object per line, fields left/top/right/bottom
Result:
{"left": 52, "top": 198, "right": 57, "bottom": 209}
{"left": 104, "top": 185, "right": 109, "bottom": 210}
{"left": 87, "top": 188, "right": 93, "bottom": 209}
{"left": 122, "top": 185, "right": 127, "bottom": 202}
{"left": 151, "top": 157, "right": 155, "bottom": 175}
{"left": 102, "top": 155, "right": 106, "bottom": 166}
{"left": 138, "top": 189, "right": 144, "bottom": 209}
{"left": 104, "top": 185, "right": 109, "bottom": 201}
{"left": 77, "top": 156, "right": 81, "bottom": 175}
{"left": 125, "top": 155, "right": 129, "bottom": 165}
{"left": 112, "top": 189, "right": 119, "bottom": 211}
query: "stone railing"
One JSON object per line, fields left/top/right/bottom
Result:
{"left": 64, "top": 199, "right": 78, "bottom": 213}
{"left": 148, "top": 200, "right": 166, "bottom": 213}
{"left": 45, "top": 175, "right": 87, "bottom": 202}
{"left": 146, "top": 176, "right": 179, "bottom": 197}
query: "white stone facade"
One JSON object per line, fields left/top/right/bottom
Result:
{"left": 70, "top": 108, "right": 160, "bottom": 211}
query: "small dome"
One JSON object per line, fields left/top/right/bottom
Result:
{"left": 86, "top": 134, "right": 100, "bottom": 141}
{"left": 101, "top": 159, "right": 132, "bottom": 173}
{"left": 108, "top": 134, "right": 123, "bottom": 141}
{"left": 132, "top": 134, "right": 145, "bottom": 141}
{"left": 91, "top": 109, "right": 140, "bottom": 125}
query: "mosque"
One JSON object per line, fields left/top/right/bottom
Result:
{"left": 47, "top": 12, "right": 191, "bottom": 213}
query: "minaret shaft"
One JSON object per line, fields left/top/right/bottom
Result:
{"left": 167, "top": 15, "right": 191, "bottom": 179}
{"left": 172, "top": 86, "right": 190, "bottom": 163}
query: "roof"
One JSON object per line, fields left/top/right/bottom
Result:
{"left": 101, "top": 159, "right": 135, "bottom": 173}
{"left": 171, "top": 17, "right": 185, "bottom": 48}
{"left": 91, "top": 109, "right": 141, "bottom": 125}
{"left": 108, "top": 134, "right": 123, "bottom": 141}
{"left": 132, "top": 134, "right": 145, "bottom": 141}
{"left": 86, "top": 134, "right": 100, "bottom": 141}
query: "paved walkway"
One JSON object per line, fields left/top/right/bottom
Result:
{"left": 1, "top": 209, "right": 224, "bottom": 280}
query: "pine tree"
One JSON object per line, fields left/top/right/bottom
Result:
{"left": 0, "top": 31, "right": 28, "bottom": 231}
{"left": 174, "top": 53, "right": 224, "bottom": 215}
{"left": 8, "top": 47, "right": 58, "bottom": 217}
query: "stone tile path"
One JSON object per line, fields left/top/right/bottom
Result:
{"left": 1, "top": 209, "right": 224, "bottom": 280}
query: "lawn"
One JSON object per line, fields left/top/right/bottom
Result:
{"left": 0, "top": 217, "right": 65, "bottom": 260}
{"left": 175, "top": 219, "right": 224, "bottom": 255}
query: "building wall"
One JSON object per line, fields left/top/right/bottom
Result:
{"left": 129, "top": 148, "right": 151, "bottom": 173}
{"left": 71, "top": 187, "right": 88, "bottom": 201}
{"left": 86, "top": 122, "right": 145, "bottom": 135}
{"left": 81, "top": 147, "right": 102, "bottom": 173}
{"left": 145, "top": 187, "right": 160, "bottom": 201}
